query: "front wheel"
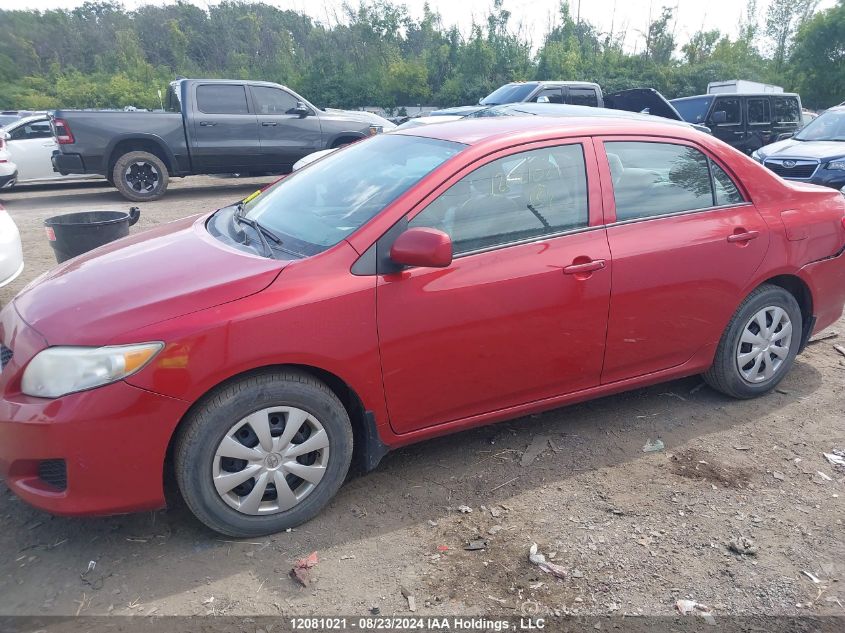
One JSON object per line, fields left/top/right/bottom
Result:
{"left": 112, "top": 150, "right": 169, "bottom": 202}
{"left": 704, "top": 284, "right": 802, "bottom": 399}
{"left": 174, "top": 370, "right": 353, "bottom": 537}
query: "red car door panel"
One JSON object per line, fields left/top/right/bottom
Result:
{"left": 376, "top": 139, "right": 612, "bottom": 434}
{"left": 597, "top": 137, "right": 770, "bottom": 384}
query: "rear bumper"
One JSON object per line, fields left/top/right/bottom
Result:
{"left": 801, "top": 250, "right": 845, "bottom": 334}
{"left": 51, "top": 151, "right": 86, "bottom": 175}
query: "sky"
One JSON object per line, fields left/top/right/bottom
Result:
{"left": 7, "top": 0, "right": 838, "bottom": 51}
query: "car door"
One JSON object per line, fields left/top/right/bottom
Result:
{"left": 566, "top": 87, "right": 600, "bottom": 108}
{"left": 7, "top": 119, "right": 57, "bottom": 181}
{"left": 191, "top": 83, "right": 261, "bottom": 172}
{"left": 772, "top": 96, "right": 802, "bottom": 139}
{"left": 707, "top": 96, "right": 746, "bottom": 150}
{"left": 746, "top": 97, "right": 774, "bottom": 152}
{"left": 249, "top": 85, "right": 323, "bottom": 170}
{"left": 596, "top": 138, "right": 769, "bottom": 384}
{"left": 376, "top": 139, "right": 612, "bottom": 434}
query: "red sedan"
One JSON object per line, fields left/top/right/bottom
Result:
{"left": 1, "top": 117, "right": 844, "bottom": 536}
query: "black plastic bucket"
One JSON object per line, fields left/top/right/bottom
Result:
{"left": 44, "top": 207, "right": 140, "bottom": 264}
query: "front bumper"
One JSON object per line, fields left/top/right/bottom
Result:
{"left": 0, "top": 304, "right": 190, "bottom": 516}
{"left": 51, "top": 151, "right": 85, "bottom": 176}
{"left": 0, "top": 169, "right": 17, "bottom": 189}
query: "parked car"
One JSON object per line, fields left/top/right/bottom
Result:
{"left": 670, "top": 92, "right": 803, "bottom": 154}
{"left": 51, "top": 79, "right": 395, "bottom": 201}
{"left": 1, "top": 115, "right": 101, "bottom": 187}
{"left": 2, "top": 116, "right": 844, "bottom": 537}
{"left": 431, "top": 81, "right": 604, "bottom": 117}
{"left": 751, "top": 105, "right": 845, "bottom": 192}
{"left": 0, "top": 203, "right": 24, "bottom": 288}
{"left": 0, "top": 136, "right": 17, "bottom": 190}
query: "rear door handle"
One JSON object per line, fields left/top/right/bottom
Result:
{"left": 199, "top": 121, "right": 216, "bottom": 127}
{"left": 261, "top": 121, "right": 278, "bottom": 127}
{"left": 727, "top": 230, "right": 760, "bottom": 243}
{"left": 563, "top": 259, "right": 606, "bottom": 275}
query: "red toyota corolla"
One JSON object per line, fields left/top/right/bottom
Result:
{"left": 1, "top": 117, "right": 844, "bottom": 536}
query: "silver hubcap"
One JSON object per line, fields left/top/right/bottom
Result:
{"left": 736, "top": 306, "right": 793, "bottom": 384}
{"left": 213, "top": 407, "right": 330, "bottom": 516}
{"left": 124, "top": 161, "right": 159, "bottom": 193}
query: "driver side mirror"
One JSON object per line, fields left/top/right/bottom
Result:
{"left": 535, "top": 95, "right": 550, "bottom": 104}
{"left": 294, "top": 101, "right": 310, "bottom": 117}
{"left": 710, "top": 110, "right": 728, "bottom": 125}
{"left": 390, "top": 227, "right": 453, "bottom": 269}
{"left": 776, "top": 132, "right": 794, "bottom": 141}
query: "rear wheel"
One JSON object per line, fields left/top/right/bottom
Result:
{"left": 174, "top": 370, "right": 353, "bottom": 537}
{"left": 112, "top": 151, "right": 169, "bottom": 202}
{"left": 704, "top": 284, "right": 802, "bottom": 399}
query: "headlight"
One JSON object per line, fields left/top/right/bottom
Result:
{"left": 22, "top": 343, "right": 163, "bottom": 398}
{"left": 827, "top": 160, "right": 845, "bottom": 170}
{"left": 751, "top": 150, "right": 763, "bottom": 163}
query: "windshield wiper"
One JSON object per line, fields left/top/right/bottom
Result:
{"left": 232, "top": 203, "right": 284, "bottom": 258}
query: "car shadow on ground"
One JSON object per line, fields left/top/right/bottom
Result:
{"left": 0, "top": 358, "right": 825, "bottom": 612}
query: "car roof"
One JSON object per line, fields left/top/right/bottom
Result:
{"left": 393, "top": 115, "right": 702, "bottom": 146}
{"left": 7, "top": 115, "right": 49, "bottom": 128}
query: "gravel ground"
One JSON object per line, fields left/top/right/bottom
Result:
{"left": 0, "top": 177, "right": 843, "bottom": 621}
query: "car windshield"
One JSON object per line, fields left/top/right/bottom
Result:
{"left": 242, "top": 134, "right": 465, "bottom": 254}
{"left": 794, "top": 109, "right": 845, "bottom": 141}
{"left": 671, "top": 97, "right": 714, "bottom": 123}
{"left": 480, "top": 83, "right": 537, "bottom": 106}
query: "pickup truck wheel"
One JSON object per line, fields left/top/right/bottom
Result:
{"left": 113, "top": 151, "right": 169, "bottom": 202}
{"left": 174, "top": 370, "right": 354, "bottom": 537}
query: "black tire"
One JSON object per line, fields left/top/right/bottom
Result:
{"left": 704, "top": 284, "right": 802, "bottom": 399}
{"left": 174, "top": 370, "right": 353, "bottom": 537}
{"left": 112, "top": 150, "right": 169, "bottom": 202}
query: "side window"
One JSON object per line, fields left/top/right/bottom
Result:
{"left": 10, "top": 121, "right": 52, "bottom": 141}
{"left": 606, "top": 142, "right": 714, "bottom": 221}
{"left": 711, "top": 162, "right": 744, "bottom": 206}
{"left": 410, "top": 144, "right": 589, "bottom": 255}
{"left": 252, "top": 86, "right": 300, "bottom": 115}
{"left": 533, "top": 88, "right": 563, "bottom": 104}
{"left": 196, "top": 84, "right": 250, "bottom": 115}
{"left": 747, "top": 99, "right": 771, "bottom": 125}
{"left": 568, "top": 88, "right": 599, "bottom": 108}
{"left": 712, "top": 98, "right": 741, "bottom": 125}
{"left": 773, "top": 97, "right": 800, "bottom": 123}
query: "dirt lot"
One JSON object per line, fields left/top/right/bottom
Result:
{"left": 0, "top": 178, "right": 843, "bottom": 621}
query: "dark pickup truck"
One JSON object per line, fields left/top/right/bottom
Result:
{"left": 51, "top": 79, "right": 394, "bottom": 201}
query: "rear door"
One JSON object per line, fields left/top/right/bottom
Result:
{"left": 597, "top": 137, "right": 769, "bottom": 383}
{"left": 772, "top": 96, "right": 802, "bottom": 139}
{"left": 566, "top": 87, "right": 600, "bottom": 108}
{"left": 707, "top": 96, "right": 746, "bottom": 150}
{"left": 190, "top": 83, "right": 261, "bottom": 172}
{"left": 7, "top": 119, "right": 58, "bottom": 181}
{"left": 377, "top": 139, "right": 612, "bottom": 433}
{"left": 746, "top": 97, "right": 774, "bottom": 152}
{"left": 250, "top": 85, "right": 323, "bottom": 170}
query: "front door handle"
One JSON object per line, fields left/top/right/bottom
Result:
{"left": 261, "top": 121, "right": 278, "bottom": 127}
{"left": 199, "top": 121, "right": 216, "bottom": 127}
{"left": 727, "top": 230, "right": 760, "bottom": 243}
{"left": 563, "top": 259, "right": 606, "bottom": 275}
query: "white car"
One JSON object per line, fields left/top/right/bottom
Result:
{"left": 0, "top": 203, "right": 23, "bottom": 288}
{"left": 0, "top": 134, "right": 17, "bottom": 190}
{"left": 1, "top": 115, "right": 100, "bottom": 186}
{"left": 291, "top": 115, "right": 465, "bottom": 171}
